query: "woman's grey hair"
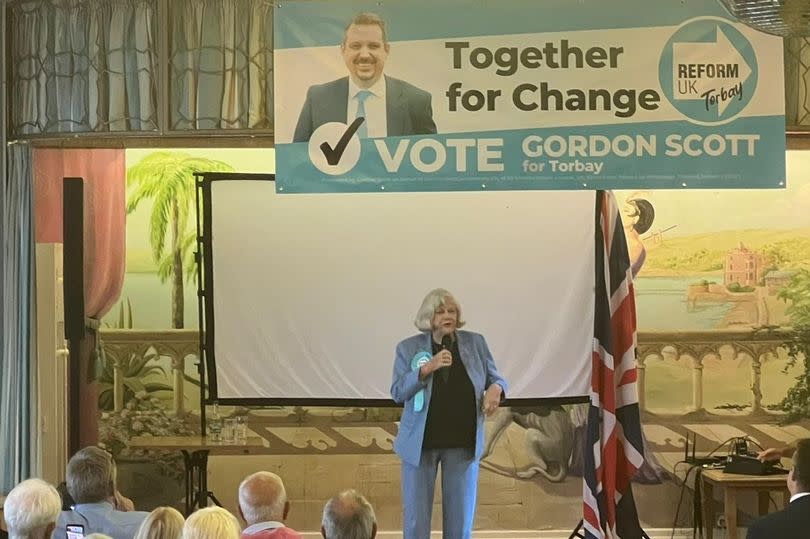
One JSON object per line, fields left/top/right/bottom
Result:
{"left": 182, "top": 507, "right": 240, "bottom": 539}
{"left": 413, "top": 288, "right": 466, "bottom": 332}
{"left": 66, "top": 446, "right": 116, "bottom": 504}
{"left": 321, "top": 489, "right": 376, "bottom": 539}
{"left": 134, "top": 506, "right": 185, "bottom": 539}
{"left": 3, "top": 478, "right": 62, "bottom": 539}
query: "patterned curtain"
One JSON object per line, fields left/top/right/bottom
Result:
{"left": 170, "top": 0, "right": 273, "bottom": 129}
{"left": 0, "top": 144, "right": 36, "bottom": 492}
{"left": 9, "top": 0, "right": 158, "bottom": 134}
{"left": 785, "top": 37, "right": 808, "bottom": 129}
{"left": 8, "top": 0, "right": 274, "bottom": 135}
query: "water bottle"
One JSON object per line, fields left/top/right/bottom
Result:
{"left": 235, "top": 415, "right": 248, "bottom": 443}
{"left": 208, "top": 401, "right": 223, "bottom": 441}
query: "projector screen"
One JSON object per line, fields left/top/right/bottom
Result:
{"left": 205, "top": 177, "right": 595, "bottom": 403}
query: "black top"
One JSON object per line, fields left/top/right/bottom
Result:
{"left": 746, "top": 494, "right": 810, "bottom": 539}
{"left": 422, "top": 335, "right": 477, "bottom": 450}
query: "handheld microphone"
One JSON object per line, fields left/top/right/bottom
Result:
{"left": 440, "top": 335, "right": 452, "bottom": 383}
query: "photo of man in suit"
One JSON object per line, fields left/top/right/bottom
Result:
{"left": 292, "top": 12, "right": 437, "bottom": 143}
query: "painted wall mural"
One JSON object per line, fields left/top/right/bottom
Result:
{"left": 617, "top": 183, "right": 809, "bottom": 332}
{"left": 97, "top": 148, "right": 810, "bottom": 530}
{"left": 615, "top": 167, "right": 810, "bottom": 415}
{"left": 115, "top": 150, "right": 810, "bottom": 334}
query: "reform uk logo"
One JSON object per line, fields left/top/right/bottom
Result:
{"left": 659, "top": 18, "right": 757, "bottom": 124}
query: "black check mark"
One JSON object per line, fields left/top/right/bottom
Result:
{"left": 320, "top": 117, "right": 365, "bottom": 166}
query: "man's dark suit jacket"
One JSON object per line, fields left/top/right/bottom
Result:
{"left": 292, "top": 76, "right": 437, "bottom": 142}
{"left": 746, "top": 494, "right": 810, "bottom": 538}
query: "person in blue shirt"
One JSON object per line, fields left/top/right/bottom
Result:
{"left": 391, "top": 288, "right": 507, "bottom": 539}
{"left": 53, "top": 447, "right": 148, "bottom": 539}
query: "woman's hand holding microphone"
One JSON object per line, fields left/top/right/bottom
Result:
{"left": 420, "top": 349, "right": 452, "bottom": 379}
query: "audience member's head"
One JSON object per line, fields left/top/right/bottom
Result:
{"left": 789, "top": 438, "right": 810, "bottom": 495}
{"left": 85, "top": 534, "right": 114, "bottom": 539}
{"left": 134, "top": 507, "right": 184, "bottom": 539}
{"left": 3, "top": 479, "right": 62, "bottom": 539}
{"left": 182, "top": 507, "right": 240, "bottom": 539}
{"left": 238, "top": 472, "right": 289, "bottom": 526}
{"left": 321, "top": 490, "right": 376, "bottom": 539}
{"left": 66, "top": 447, "right": 117, "bottom": 504}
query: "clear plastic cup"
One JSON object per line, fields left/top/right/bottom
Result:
{"left": 235, "top": 415, "right": 248, "bottom": 443}
{"left": 222, "top": 418, "right": 237, "bottom": 443}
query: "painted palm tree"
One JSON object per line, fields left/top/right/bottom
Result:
{"left": 127, "top": 152, "right": 234, "bottom": 328}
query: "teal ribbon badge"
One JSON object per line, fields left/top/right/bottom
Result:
{"left": 411, "top": 351, "right": 432, "bottom": 412}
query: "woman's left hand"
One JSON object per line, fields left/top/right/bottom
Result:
{"left": 482, "top": 384, "right": 503, "bottom": 416}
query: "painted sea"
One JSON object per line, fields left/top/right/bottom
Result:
{"left": 634, "top": 275, "right": 733, "bottom": 330}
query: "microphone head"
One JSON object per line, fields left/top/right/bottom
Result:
{"left": 441, "top": 334, "right": 452, "bottom": 348}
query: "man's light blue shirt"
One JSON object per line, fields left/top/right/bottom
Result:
{"left": 53, "top": 502, "right": 148, "bottom": 539}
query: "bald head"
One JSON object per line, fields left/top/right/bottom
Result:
{"left": 321, "top": 490, "right": 376, "bottom": 539}
{"left": 238, "top": 472, "right": 288, "bottom": 525}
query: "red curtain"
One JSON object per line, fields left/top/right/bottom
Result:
{"left": 34, "top": 148, "right": 126, "bottom": 448}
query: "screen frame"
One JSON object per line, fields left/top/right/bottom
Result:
{"left": 196, "top": 172, "right": 589, "bottom": 407}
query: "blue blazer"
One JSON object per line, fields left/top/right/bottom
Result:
{"left": 390, "top": 330, "right": 508, "bottom": 467}
{"left": 292, "top": 75, "right": 437, "bottom": 142}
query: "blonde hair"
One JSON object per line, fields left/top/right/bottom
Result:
{"left": 413, "top": 288, "right": 466, "bottom": 332}
{"left": 182, "top": 507, "right": 240, "bottom": 539}
{"left": 85, "top": 535, "right": 114, "bottom": 539}
{"left": 135, "top": 507, "right": 185, "bottom": 539}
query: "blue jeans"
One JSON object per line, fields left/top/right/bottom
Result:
{"left": 401, "top": 447, "right": 479, "bottom": 539}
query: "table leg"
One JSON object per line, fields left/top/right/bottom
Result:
{"left": 181, "top": 450, "right": 193, "bottom": 516}
{"left": 701, "top": 479, "right": 714, "bottom": 539}
{"left": 192, "top": 450, "right": 210, "bottom": 510}
{"left": 725, "top": 488, "right": 738, "bottom": 539}
{"left": 758, "top": 491, "right": 770, "bottom": 516}
{"left": 179, "top": 449, "right": 211, "bottom": 515}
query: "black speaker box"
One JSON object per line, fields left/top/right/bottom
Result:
{"left": 63, "top": 178, "right": 85, "bottom": 341}
{"left": 724, "top": 454, "right": 788, "bottom": 476}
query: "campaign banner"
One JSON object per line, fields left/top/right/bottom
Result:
{"left": 273, "top": 0, "right": 785, "bottom": 193}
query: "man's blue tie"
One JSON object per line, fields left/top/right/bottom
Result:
{"left": 355, "top": 90, "right": 372, "bottom": 138}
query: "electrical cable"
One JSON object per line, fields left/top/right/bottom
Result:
{"left": 670, "top": 436, "right": 739, "bottom": 538}
{"left": 670, "top": 461, "right": 701, "bottom": 539}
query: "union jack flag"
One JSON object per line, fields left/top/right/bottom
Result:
{"left": 583, "top": 191, "right": 646, "bottom": 539}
